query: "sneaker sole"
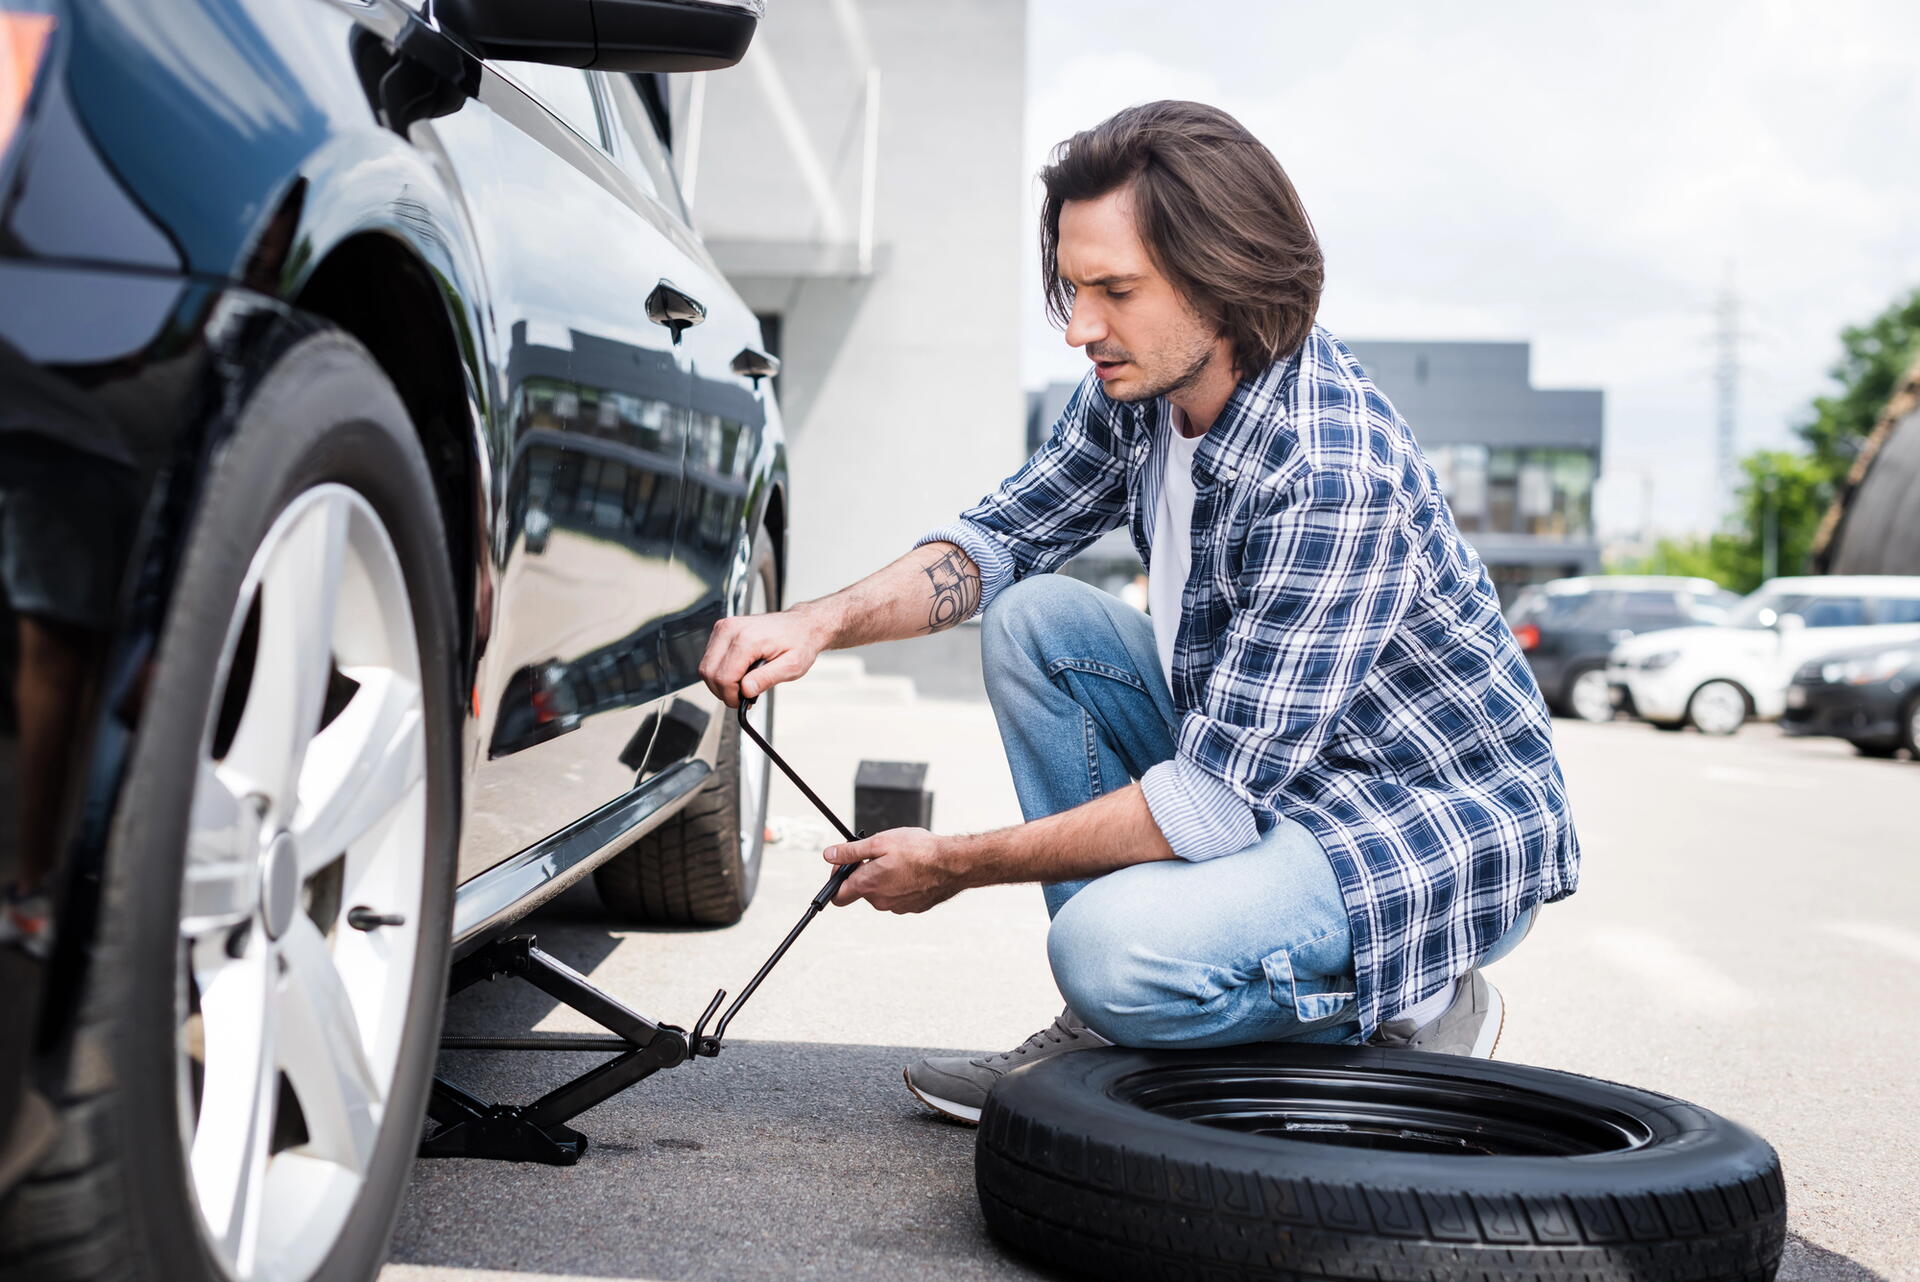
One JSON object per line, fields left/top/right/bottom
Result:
{"left": 903, "top": 1069, "right": 982, "bottom": 1126}
{"left": 1472, "top": 981, "right": 1506, "bottom": 1059}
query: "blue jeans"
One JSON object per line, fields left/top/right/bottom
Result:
{"left": 980, "top": 574, "right": 1532, "bottom": 1049}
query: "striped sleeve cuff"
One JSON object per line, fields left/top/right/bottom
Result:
{"left": 1140, "top": 755, "right": 1262, "bottom": 861}
{"left": 914, "top": 520, "right": 1016, "bottom": 621}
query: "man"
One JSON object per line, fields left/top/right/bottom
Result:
{"left": 699, "top": 100, "right": 1578, "bottom": 1125}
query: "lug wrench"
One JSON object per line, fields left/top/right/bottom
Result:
{"left": 689, "top": 664, "right": 865, "bottom": 1057}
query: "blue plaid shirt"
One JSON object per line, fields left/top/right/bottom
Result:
{"left": 919, "top": 325, "right": 1580, "bottom": 1035}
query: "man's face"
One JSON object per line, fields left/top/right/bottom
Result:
{"left": 1057, "top": 186, "right": 1223, "bottom": 403}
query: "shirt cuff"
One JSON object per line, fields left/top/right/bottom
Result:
{"left": 1140, "top": 755, "right": 1262, "bottom": 861}
{"left": 913, "top": 520, "right": 1014, "bottom": 621}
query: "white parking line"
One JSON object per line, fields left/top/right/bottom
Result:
{"left": 1701, "top": 765, "right": 1815, "bottom": 790}
{"left": 1821, "top": 920, "right": 1920, "bottom": 966}
{"left": 1582, "top": 927, "right": 1758, "bottom": 1013}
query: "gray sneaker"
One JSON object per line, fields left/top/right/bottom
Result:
{"left": 1368, "top": 969, "right": 1505, "bottom": 1058}
{"left": 904, "top": 1008, "right": 1111, "bottom": 1125}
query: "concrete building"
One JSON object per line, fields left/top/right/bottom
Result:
{"left": 1031, "top": 338, "right": 1605, "bottom": 606}
{"left": 675, "top": 0, "right": 1029, "bottom": 603}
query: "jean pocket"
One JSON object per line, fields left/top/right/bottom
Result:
{"left": 1261, "top": 934, "right": 1357, "bottom": 1025}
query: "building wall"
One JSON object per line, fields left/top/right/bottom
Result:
{"left": 686, "top": 0, "right": 1028, "bottom": 604}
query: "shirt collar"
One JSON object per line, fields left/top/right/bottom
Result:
{"left": 1181, "top": 337, "right": 1309, "bottom": 486}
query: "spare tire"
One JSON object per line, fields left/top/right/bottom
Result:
{"left": 977, "top": 1044, "right": 1784, "bottom": 1282}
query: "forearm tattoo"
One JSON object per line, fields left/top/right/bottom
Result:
{"left": 920, "top": 549, "right": 981, "bottom": 633}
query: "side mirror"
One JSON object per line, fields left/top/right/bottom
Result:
{"left": 437, "top": 0, "right": 761, "bottom": 72}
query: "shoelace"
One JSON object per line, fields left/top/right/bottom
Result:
{"left": 976, "top": 1013, "right": 1084, "bottom": 1068}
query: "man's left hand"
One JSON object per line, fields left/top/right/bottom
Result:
{"left": 825, "top": 828, "right": 969, "bottom": 914}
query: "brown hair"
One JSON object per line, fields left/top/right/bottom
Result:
{"left": 1040, "top": 100, "right": 1324, "bottom": 375}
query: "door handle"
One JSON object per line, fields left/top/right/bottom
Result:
{"left": 646, "top": 279, "right": 707, "bottom": 343}
{"left": 730, "top": 346, "right": 780, "bottom": 385}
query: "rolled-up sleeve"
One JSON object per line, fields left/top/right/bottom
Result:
{"left": 913, "top": 371, "right": 1130, "bottom": 620}
{"left": 1144, "top": 467, "right": 1419, "bottom": 861}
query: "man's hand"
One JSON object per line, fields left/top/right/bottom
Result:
{"left": 825, "top": 828, "right": 971, "bottom": 914}
{"left": 699, "top": 606, "right": 831, "bottom": 708}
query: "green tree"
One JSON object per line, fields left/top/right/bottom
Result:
{"left": 1612, "top": 450, "right": 1829, "bottom": 593}
{"left": 1796, "top": 286, "right": 1920, "bottom": 485}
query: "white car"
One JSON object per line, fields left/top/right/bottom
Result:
{"left": 1607, "top": 576, "right": 1920, "bottom": 734}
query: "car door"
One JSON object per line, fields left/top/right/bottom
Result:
{"left": 598, "top": 73, "right": 776, "bottom": 772}
{"left": 434, "top": 60, "right": 701, "bottom": 876}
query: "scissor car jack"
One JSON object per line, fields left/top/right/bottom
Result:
{"left": 421, "top": 691, "right": 864, "bottom": 1165}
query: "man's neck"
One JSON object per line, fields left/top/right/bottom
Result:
{"left": 1166, "top": 343, "right": 1240, "bottom": 436}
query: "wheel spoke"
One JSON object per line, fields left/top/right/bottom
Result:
{"left": 276, "top": 917, "right": 383, "bottom": 1173}
{"left": 182, "top": 761, "right": 262, "bottom": 936}
{"left": 224, "top": 496, "right": 349, "bottom": 824}
{"left": 294, "top": 669, "right": 424, "bottom": 877}
{"left": 189, "top": 936, "right": 277, "bottom": 1275}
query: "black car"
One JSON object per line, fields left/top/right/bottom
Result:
{"left": 1504, "top": 576, "right": 1739, "bottom": 722}
{"left": 1782, "top": 640, "right": 1920, "bottom": 758}
{"left": 0, "top": 2, "right": 786, "bottom": 1278}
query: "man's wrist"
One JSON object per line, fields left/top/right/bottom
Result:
{"left": 939, "top": 831, "right": 996, "bottom": 891}
{"left": 788, "top": 597, "right": 844, "bottom": 652}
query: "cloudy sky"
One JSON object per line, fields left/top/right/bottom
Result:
{"left": 1021, "top": 0, "right": 1920, "bottom": 537}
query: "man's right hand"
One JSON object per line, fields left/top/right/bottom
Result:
{"left": 699, "top": 606, "right": 831, "bottom": 709}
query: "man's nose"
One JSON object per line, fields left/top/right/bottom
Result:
{"left": 1064, "top": 297, "right": 1105, "bottom": 349}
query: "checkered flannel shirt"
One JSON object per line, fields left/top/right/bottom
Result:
{"left": 918, "top": 325, "right": 1580, "bottom": 1035}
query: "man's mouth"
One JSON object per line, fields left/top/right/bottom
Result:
{"left": 1092, "top": 358, "right": 1128, "bottom": 380}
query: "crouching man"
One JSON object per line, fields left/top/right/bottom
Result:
{"left": 699, "top": 100, "right": 1578, "bottom": 1124}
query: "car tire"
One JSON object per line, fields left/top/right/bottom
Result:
{"left": 1648, "top": 718, "right": 1688, "bottom": 732}
{"left": 1902, "top": 695, "right": 1920, "bottom": 759}
{"left": 594, "top": 533, "right": 777, "bottom": 926}
{"left": 1686, "top": 680, "right": 1749, "bottom": 736}
{"left": 0, "top": 329, "right": 461, "bottom": 1282}
{"left": 1561, "top": 663, "right": 1615, "bottom": 723}
{"left": 1851, "top": 741, "right": 1899, "bottom": 759}
{"left": 977, "top": 1044, "right": 1786, "bottom": 1282}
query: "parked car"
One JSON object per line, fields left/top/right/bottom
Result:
{"left": 0, "top": 2, "right": 783, "bottom": 1280}
{"left": 1505, "top": 576, "right": 1739, "bottom": 722}
{"left": 1607, "top": 576, "right": 1920, "bottom": 734}
{"left": 1781, "top": 640, "right": 1920, "bottom": 758}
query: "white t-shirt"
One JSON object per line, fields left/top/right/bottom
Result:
{"left": 1148, "top": 406, "right": 1205, "bottom": 688}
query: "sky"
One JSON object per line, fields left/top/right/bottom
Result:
{"left": 1021, "top": 0, "right": 1920, "bottom": 538}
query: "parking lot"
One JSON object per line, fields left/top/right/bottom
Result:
{"left": 382, "top": 658, "right": 1918, "bottom": 1282}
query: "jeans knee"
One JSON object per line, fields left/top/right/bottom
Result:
{"left": 982, "top": 574, "right": 1098, "bottom": 663}
{"left": 1048, "top": 891, "right": 1213, "bottom": 1048}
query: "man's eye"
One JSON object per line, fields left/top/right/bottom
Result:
{"left": 1108, "top": 290, "right": 1132, "bottom": 301}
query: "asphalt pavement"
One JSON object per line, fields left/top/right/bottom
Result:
{"left": 383, "top": 655, "right": 1918, "bottom": 1282}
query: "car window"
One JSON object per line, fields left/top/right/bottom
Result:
{"left": 497, "top": 62, "right": 607, "bottom": 150}
{"left": 598, "top": 73, "right": 687, "bottom": 218}
{"left": 1798, "top": 597, "right": 1866, "bottom": 627}
{"left": 1874, "top": 597, "right": 1920, "bottom": 624}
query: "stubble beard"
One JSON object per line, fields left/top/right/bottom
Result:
{"left": 1105, "top": 334, "right": 1219, "bottom": 405}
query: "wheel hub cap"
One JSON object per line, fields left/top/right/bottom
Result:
{"left": 259, "top": 831, "right": 299, "bottom": 940}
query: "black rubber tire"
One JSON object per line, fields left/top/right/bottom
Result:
{"left": 1649, "top": 719, "right": 1689, "bottom": 732}
{"left": 1850, "top": 740, "right": 1899, "bottom": 758}
{"left": 1901, "top": 694, "right": 1920, "bottom": 757}
{"left": 594, "top": 535, "right": 776, "bottom": 926}
{"left": 0, "top": 330, "right": 461, "bottom": 1282}
{"left": 977, "top": 1044, "right": 1786, "bottom": 1282}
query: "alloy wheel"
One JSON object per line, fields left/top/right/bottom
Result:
{"left": 733, "top": 556, "right": 773, "bottom": 862}
{"left": 1569, "top": 668, "right": 1614, "bottom": 723}
{"left": 1688, "top": 680, "right": 1747, "bottom": 736}
{"left": 175, "top": 485, "right": 429, "bottom": 1281}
